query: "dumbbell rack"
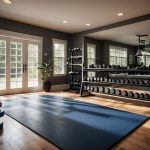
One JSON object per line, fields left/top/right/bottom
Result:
{"left": 68, "top": 48, "right": 83, "bottom": 92}
{"left": 80, "top": 66, "right": 150, "bottom": 101}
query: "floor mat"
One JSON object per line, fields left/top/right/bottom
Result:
{"left": 2, "top": 95, "right": 149, "bottom": 150}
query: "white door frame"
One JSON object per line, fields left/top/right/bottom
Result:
{"left": 0, "top": 30, "right": 43, "bottom": 95}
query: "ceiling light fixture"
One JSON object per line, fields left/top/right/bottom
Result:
{"left": 117, "top": 12, "right": 124, "bottom": 16}
{"left": 62, "top": 20, "right": 68, "bottom": 24}
{"left": 3, "top": 0, "right": 12, "bottom": 4}
{"left": 86, "top": 24, "right": 91, "bottom": 26}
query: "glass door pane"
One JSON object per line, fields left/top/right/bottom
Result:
{"left": 0, "top": 40, "right": 6, "bottom": 90}
{"left": 28, "top": 44, "right": 39, "bottom": 87}
{"left": 10, "top": 42, "right": 23, "bottom": 89}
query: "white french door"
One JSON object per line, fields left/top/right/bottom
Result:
{"left": 0, "top": 36, "right": 42, "bottom": 95}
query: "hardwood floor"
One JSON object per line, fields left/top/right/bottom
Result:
{"left": 0, "top": 91, "right": 150, "bottom": 150}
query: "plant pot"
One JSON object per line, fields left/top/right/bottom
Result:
{"left": 43, "top": 80, "right": 51, "bottom": 92}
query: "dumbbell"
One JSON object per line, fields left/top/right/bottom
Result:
{"left": 102, "top": 64, "right": 106, "bottom": 68}
{"left": 134, "top": 93, "right": 140, "bottom": 99}
{"left": 94, "top": 77, "right": 97, "bottom": 82}
{"left": 129, "top": 79, "right": 134, "bottom": 84}
{"left": 97, "top": 77, "right": 100, "bottom": 82}
{"left": 100, "top": 77, "right": 104, "bottom": 82}
{"left": 139, "top": 93, "right": 145, "bottom": 99}
{"left": 98, "top": 64, "right": 102, "bottom": 68}
{"left": 99, "top": 87, "right": 105, "bottom": 93}
{"left": 139, "top": 80, "right": 145, "bottom": 85}
{"left": 93, "top": 64, "right": 97, "bottom": 68}
{"left": 111, "top": 79, "right": 116, "bottom": 83}
{"left": 104, "top": 87, "right": 110, "bottom": 94}
{"left": 120, "top": 79, "right": 125, "bottom": 84}
{"left": 111, "top": 65, "right": 116, "bottom": 68}
{"left": 89, "top": 77, "right": 94, "bottom": 82}
{"left": 110, "top": 88, "right": 116, "bottom": 95}
{"left": 115, "top": 89, "right": 121, "bottom": 95}
{"left": 121, "top": 90, "right": 128, "bottom": 96}
{"left": 128, "top": 91, "right": 134, "bottom": 97}
{"left": 125, "top": 79, "right": 130, "bottom": 84}
{"left": 90, "top": 64, "right": 94, "bottom": 68}
{"left": 87, "top": 77, "right": 90, "bottom": 81}
{"left": 91, "top": 86, "right": 95, "bottom": 92}
{"left": 108, "top": 78, "right": 112, "bottom": 83}
{"left": 134, "top": 79, "right": 139, "bottom": 85}
{"left": 146, "top": 80, "right": 150, "bottom": 86}
{"left": 116, "top": 65, "right": 120, "bottom": 69}
{"left": 87, "top": 86, "right": 91, "bottom": 91}
{"left": 106, "top": 65, "right": 111, "bottom": 68}
{"left": 89, "top": 64, "right": 92, "bottom": 68}
{"left": 144, "top": 94, "right": 150, "bottom": 100}
{"left": 116, "top": 79, "right": 120, "bottom": 83}
{"left": 104, "top": 77, "right": 108, "bottom": 82}
{"left": 94, "top": 86, "right": 99, "bottom": 92}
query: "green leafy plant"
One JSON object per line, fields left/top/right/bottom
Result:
{"left": 38, "top": 60, "right": 53, "bottom": 81}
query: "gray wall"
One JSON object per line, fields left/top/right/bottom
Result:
{"left": 0, "top": 17, "right": 72, "bottom": 85}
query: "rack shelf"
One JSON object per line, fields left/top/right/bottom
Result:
{"left": 83, "top": 68, "right": 150, "bottom": 73}
{"left": 80, "top": 65, "right": 150, "bottom": 101}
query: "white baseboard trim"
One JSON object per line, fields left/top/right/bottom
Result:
{"left": 51, "top": 84, "right": 69, "bottom": 91}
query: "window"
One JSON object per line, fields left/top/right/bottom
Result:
{"left": 109, "top": 45, "right": 127, "bottom": 66}
{"left": 53, "top": 39, "right": 67, "bottom": 75}
{"left": 141, "top": 51, "right": 150, "bottom": 66}
{"left": 0, "top": 40, "right": 6, "bottom": 90}
{"left": 87, "top": 43, "right": 96, "bottom": 77}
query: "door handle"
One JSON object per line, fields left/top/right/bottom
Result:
{"left": 23, "top": 64, "right": 28, "bottom": 73}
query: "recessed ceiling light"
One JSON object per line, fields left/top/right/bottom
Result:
{"left": 3, "top": 0, "right": 12, "bottom": 4}
{"left": 117, "top": 12, "right": 124, "bottom": 16}
{"left": 62, "top": 20, "right": 68, "bottom": 24}
{"left": 86, "top": 23, "right": 91, "bottom": 26}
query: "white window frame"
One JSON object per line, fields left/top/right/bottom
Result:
{"left": 52, "top": 38, "right": 67, "bottom": 76}
{"left": 87, "top": 43, "right": 96, "bottom": 77}
{"left": 109, "top": 45, "right": 127, "bottom": 67}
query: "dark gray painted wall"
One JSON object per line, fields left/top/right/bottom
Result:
{"left": 0, "top": 17, "right": 72, "bottom": 85}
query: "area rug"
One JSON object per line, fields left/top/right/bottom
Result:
{"left": 2, "top": 95, "right": 149, "bottom": 150}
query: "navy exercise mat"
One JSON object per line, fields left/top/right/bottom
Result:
{"left": 2, "top": 95, "right": 149, "bottom": 150}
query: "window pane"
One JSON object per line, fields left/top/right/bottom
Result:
{"left": 109, "top": 46, "right": 127, "bottom": 66}
{"left": 53, "top": 39, "right": 66, "bottom": 74}
{"left": 87, "top": 44, "right": 96, "bottom": 77}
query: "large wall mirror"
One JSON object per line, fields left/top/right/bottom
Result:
{"left": 82, "top": 19, "right": 150, "bottom": 97}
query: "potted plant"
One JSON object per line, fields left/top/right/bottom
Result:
{"left": 38, "top": 60, "right": 53, "bottom": 92}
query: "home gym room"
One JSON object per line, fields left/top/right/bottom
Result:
{"left": 0, "top": 0, "right": 150, "bottom": 150}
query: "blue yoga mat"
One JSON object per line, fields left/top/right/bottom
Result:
{"left": 2, "top": 95, "right": 149, "bottom": 150}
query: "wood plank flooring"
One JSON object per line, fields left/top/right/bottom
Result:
{"left": 0, "top": 91, "right": 150, "bottom": 150}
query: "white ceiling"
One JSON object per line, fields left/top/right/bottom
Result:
{"left": 0, "top": 0, "right": 150, "bottom": 33}
{"left": 87, "top": 20, "right": 150, "bottom": 46}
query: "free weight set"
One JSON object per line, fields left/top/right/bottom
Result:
{"left": 85, "top": 76, "right": 150, "bottom": 86}
{"left": 85, "top": 85, "right": 150, "bottom": 101}
{"left": 88, "top": 64, "right": 150, "bottom": 70}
